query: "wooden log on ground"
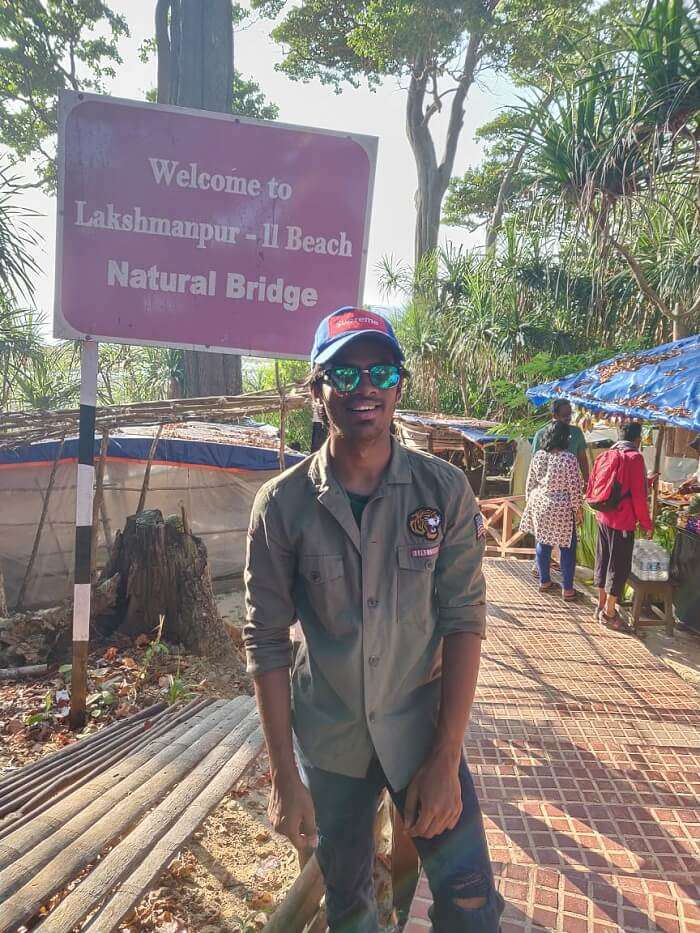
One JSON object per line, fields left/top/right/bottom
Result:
{"left": 42, "top": 717, "right": 263, "bottom": 932}
{"left": 0, "top": 664, "right": 47, "bottom": 681}
{"left": 262, "top": 852, "right": 325, "bottom": 933}
{"left": 0, "top": 699, "right": 213, "bottom": 829}
{"left": 0, "top": 697, "right": 254, "bottom": 928}
{"left": 0, "top": 702, "right": 168, "bottom": 794}
{"left": 100, "top": 508, "right": 231, "bottom": 656}
{"left": 0, "top": 698, "right": 234, "bottom": 873}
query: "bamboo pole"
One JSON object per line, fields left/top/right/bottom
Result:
{"left": 15, "top": 435, "right": 66, "bottom": 611}
{"left": 0, "top": 664, "right": 47, "bottom": 681}
{"left": 479, "top": 446, "right": 489, "bottom": 499}
{"left": 78, "top": 723, "right": 264, "bottom": 933}
{"left": 0, "top": 699, "right": 249, "bottom": 907}
{"left": 136, "top": 424, "right": 164, "bottom": 514}
{"left": 650, "top": 424, "right": 666, "bottom": 523}
{"left": 0, "top": 566, "right": 6, "bottom": 618}
{"left": 0, "top": 390, "right": 308, "bottom": 449}
{"left": 90, "top": 429, "right": 110, "bottom": 581}
{"left": 100, "top": 500, "right": 113, "bottom": 552}
{"left": 262, "top": 852, "right": 325, "bottom": 933}
{"left": 275, "top": 361, "right": 287, "bottom": 473}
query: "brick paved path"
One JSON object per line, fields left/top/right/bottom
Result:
{"left": 406, "top": 559, "right": 700, "bottom": 933}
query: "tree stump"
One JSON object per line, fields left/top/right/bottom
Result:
{"left": 100, "top": 509, "right": 232, "bottom": 658}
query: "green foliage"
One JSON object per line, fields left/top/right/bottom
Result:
{"left": 381, "top": 226, "right": 657, "bottom": 423}
{"left": 25, "top": 689, "right": 53, "bottom": 726}
{"left": 0, "top": 0, "right": 129, "bottom": 189}
{"left": 577, "top": 504, "right": 598, "bottom": 570}
{"left": 231, "top": 72, "right": 280, "bottom": 121}
{"left": 244, "top": 358, "right": 312, "bottom": 451}
{"left": 653, "top": 506, "right": 677, "bottom": 554}
{"left": 11, "top": 342, "right": 81, "bottom": 410}
{"left": 0, "top": 159, "right": 41, "bottom": 302}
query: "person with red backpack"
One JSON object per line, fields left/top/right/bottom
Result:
{"left": 586, "top": 422, "right": 654, "bottom": 629}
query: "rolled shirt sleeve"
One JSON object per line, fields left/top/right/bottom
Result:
{"left": 243, "top": 488, "right": 297, "bottom": 676}
{"left": 434, "top": 470, "right": 487, "bottom": 638}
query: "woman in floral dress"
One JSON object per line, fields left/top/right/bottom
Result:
{"left": 521, "top": 420, "right": 584, "bottom": 599}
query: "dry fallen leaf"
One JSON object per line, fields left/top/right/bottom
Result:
{"left": 121, "top": 657, "right": 138, "bottom": 670}
{"left": 103, "top": 647, "right": 119, "bottom": 662}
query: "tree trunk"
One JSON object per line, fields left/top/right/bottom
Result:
{"left": 156, "top": 0, "right": 242, "bottom": 397}
{"left": 406, "top": 33, "right": 483, "bottom": 267}
{"left": 485, "top": 140, "right": 527, "bottom": 256}
{"left": 100, "top": 509, "right": 232, "bottom": 658}
{"left": 672, "top": 307, "right": 689, "bottom": 341}
{"left": 413, "top": 173, "right": 444, "bottom": 268}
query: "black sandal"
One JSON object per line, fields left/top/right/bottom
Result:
{"left": 601, "top": 611, "right": 629, "bottom": 632}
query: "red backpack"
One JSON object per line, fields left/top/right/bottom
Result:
{"left": 585, "top": 449, "right": 631, "bottom": 512}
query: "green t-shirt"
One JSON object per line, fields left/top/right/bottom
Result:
{"left": 532, "top": 422, "right": 587, "bottom": 456}
{"left": 347, "top": 490, "right": 370, "bottom": 528}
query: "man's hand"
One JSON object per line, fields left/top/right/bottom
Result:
{"left": 403, "top": 747, "right": 462, "bottom": 839}
{"left": 268, "top": 772, "right": 318, "bottom": 853}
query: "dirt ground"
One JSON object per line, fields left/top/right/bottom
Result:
{"left": 0, "top": 587, "right": 302, "bottom": 933}
{"left": 0, "top": 587, "right": 398, "bottom": 932}
{"left": 3, "top": 580, "right": 696, "bottom": 931}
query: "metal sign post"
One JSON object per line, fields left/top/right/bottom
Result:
{"left": 69, "top": 338, "right": 98, "bottom": 730}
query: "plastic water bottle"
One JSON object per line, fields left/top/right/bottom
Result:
{"left": 633, "top": 540, "right": 669, "bottom": 581}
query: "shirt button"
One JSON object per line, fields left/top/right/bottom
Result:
{"left": 368, "top": 712, "right": 376, "bottom": 723}
{"left": 369, "top": 655, "right": 379, "bottom": 667}
{"left": 367, "top": 598, "right": 378, "bottom": 608}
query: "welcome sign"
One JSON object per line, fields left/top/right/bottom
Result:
{"left": 54, "top": 92, "right": 377, "bottom": 358}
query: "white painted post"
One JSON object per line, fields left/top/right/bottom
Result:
{"left": 70, "top": 339, "right": 99, "bottom": 730}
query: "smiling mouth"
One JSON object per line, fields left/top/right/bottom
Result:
{"left": 347, "top": 402, "right": 382, "bottom": 413}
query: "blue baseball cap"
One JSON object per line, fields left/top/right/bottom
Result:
{"left": 311, "top": 307, "right": 404, "bottom": 366}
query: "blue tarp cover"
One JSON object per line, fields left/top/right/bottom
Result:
{"left": 526, "top": 334, "right": 700, "bottom": 432}
{"left": 0, "top": 429, "right": 306, "bottom": 472}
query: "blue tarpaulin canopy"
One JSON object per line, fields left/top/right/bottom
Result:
{"left": 526, "top": 335, "right": 700, "bottom": 433}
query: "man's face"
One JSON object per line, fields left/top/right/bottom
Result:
{"left": 555, "top": 404, "right": 572, "bottom": 425}
{"left": 314, "top": 337, "right": 401, "bottom": 444}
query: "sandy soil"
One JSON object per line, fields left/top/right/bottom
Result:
{"left": 0, "top": 587, "right": 300, "bottom": 932}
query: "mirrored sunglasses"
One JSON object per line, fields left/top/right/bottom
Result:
{"left": 322, "top": 364, "right": 402, "bottom": 393}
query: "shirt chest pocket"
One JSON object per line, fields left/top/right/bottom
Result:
{"left": 299, "top": 555, "right": 353, "bottom": 637}
{"left": 396, "top": 546, "right": 437, "bottom": 627}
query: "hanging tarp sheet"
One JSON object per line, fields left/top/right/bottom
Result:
{"left": 526, "top": 334, "right": 700, "bottom": 432}
{"left": 0, "top": 423, "right": 305, "bottom": 609}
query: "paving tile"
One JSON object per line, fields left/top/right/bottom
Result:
{"left": 406, "top": 560, "right": 700, "bottom": 932}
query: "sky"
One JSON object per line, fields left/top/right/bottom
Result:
{"left": 15, "top": 1, "right": 515, "bottom": 341}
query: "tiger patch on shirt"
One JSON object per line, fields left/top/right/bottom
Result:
{"left": 408, "top": 507, "right": 442, "bottom": 541}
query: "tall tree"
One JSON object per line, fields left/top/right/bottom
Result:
{"left": 155, "top": 0, "right": 243, "bottom": 397}
{"left": 0, "top": 0, "right": 128, "bottom": 190}
{"left": 254, "top": 0, "right": 596, "bottom": 264}
{"left": 520, "top": 0, "right": 700, "bottom": 338}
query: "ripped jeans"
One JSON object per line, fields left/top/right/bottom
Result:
{"left": 301, "top": 755, "right": 504, "bottom": 932}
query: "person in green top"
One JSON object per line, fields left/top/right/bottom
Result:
{"left": 532, "top": 399, "right": 589, "bottom": 483}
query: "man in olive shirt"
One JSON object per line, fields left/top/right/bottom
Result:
{"left": 532, "top": 398, "right": 589, "bottom": 483}
{"left": 244, "top": 307, "right": 503, "bottom": 932}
